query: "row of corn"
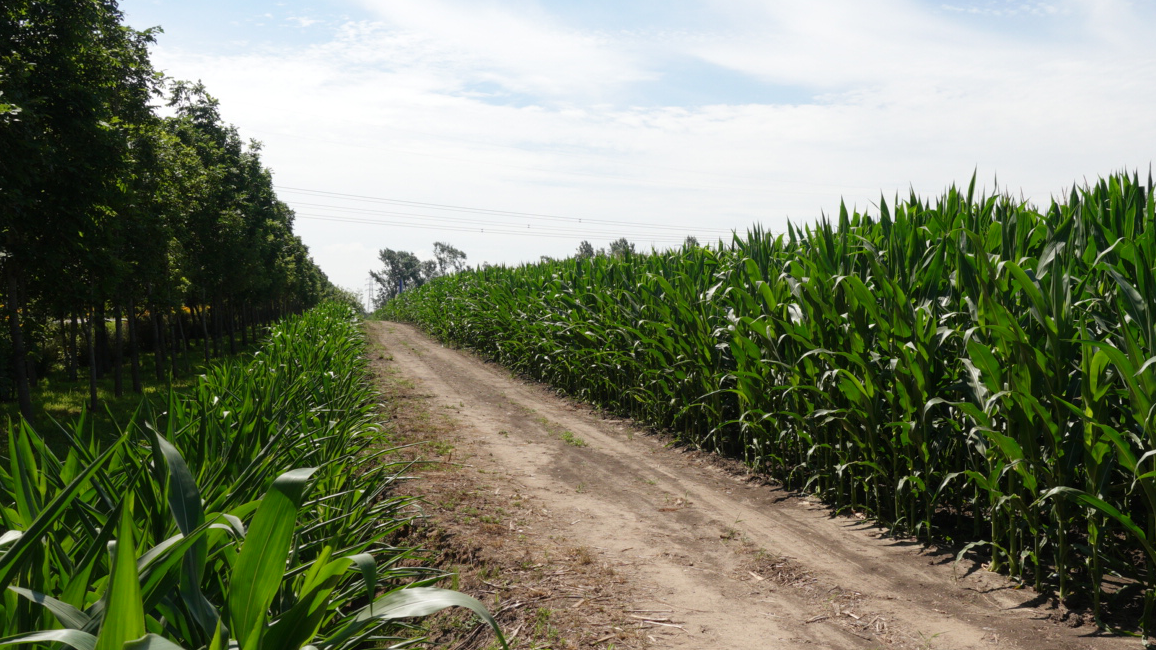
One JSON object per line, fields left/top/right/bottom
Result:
{"left": 383, "top": 172, "right": 1156, "bottom": 641}
{"left": 0, "top": 303, "right": 504, "bottom": 649}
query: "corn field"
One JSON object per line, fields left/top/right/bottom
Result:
{"left": 383, "top": 171, "right": 1156, "bottom": 640}
{"left": 0, "top": 304, "right": 504, "bottom": 649}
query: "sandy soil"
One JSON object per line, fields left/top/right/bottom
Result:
{"left": 370, "top": 321, "right": 1135, "bottom": 650}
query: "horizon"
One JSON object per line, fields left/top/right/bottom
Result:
{"left": 119, "top": 0, "right": 1156, "bottom": 291}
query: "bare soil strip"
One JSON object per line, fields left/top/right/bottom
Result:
{"left": 370, "top": 321, "right": 1133, "bottom": 650}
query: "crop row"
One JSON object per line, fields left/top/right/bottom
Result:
{"left": 0, "top": 303, "right": 504, "bottom": 649}
{"left": 384, "top": 172, "right": 1156, "bottom": 641}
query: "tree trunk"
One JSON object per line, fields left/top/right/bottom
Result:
{"left": 59, "top": 314, "right": 70, "bottom": 384}
{"left": 113, "top": 304, "right": 123, "bottom": 398}
{"left": 68, "top": 312, "right": 79, "bottom": 382}
{"left": 86, "top": 306, "right": 98, "bottom": 410}
{"left": 168, "top": 307, "right": 178, "bottom": 378}
{"left": 211, "top": 301, "right": 221, "bottom": 358}
{"left": 94, "top": 304, "right": 109, "bottom": 379}
{"left": 151, "top": 297, "right": 164, "bottom": 382}
{"left": 128, "top": 296, "right": 141, "bottom": 393}
{"left": 227, "top": 301, "right": 237, "bottom": 355}
{"left": 5, "top": 271, "right": 33, "bottom": 420}
{"left": 198, "top": 302, "right": 211, "bottom": 362}
{"left": 177, "top": 307, "right": 191, "bottom": 374}
{"left": 240, "top": 303, "right": 248, "bottom": 347}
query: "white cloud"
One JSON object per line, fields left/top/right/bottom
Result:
{"left": 287, "top": 16, "right": 320, "bottom": 28}
{"left": 942, "top": 2, "right": 1062, "bottom": 16}
{"left": 351, "top": 0, "right": 652, "bottom": 100}
{"left": 143, "top": 0, "right": 1156, "bottom": 289}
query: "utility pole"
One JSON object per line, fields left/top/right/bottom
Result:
{"left": 364, "top": 274, "right": 374, "bottom": 313}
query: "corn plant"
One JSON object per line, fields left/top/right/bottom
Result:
{"left": 0, "top": 303, "right": 506, "bottom": 649}
{"left": 383, "top": 171, "right": 1156, "bottom": 643}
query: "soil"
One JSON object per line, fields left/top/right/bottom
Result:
{"left": 368, "top": 321, "right": 1137, "bottom": 650}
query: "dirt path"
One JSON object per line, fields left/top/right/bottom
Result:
{"left": 371, "top": 321, "right": 1132, "bottom": 650}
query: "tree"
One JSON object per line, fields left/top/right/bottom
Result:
{"left": 683, "top": 235, "right": 699, "bottom": 249}
{"left": 609, "top": 238, "right": 635, "bottom": 259}
{"left": 420, "top": 259, "right": 438, "bottom": 283}
{"left": 0, "top": 4, "right": 336, "bottom": 415}
{"left": 1, "top": 0, "right": 158, "bottom": 417}
{"left": 370, "top": 249, "right": 425, "bottom": 306}
{"left": 576, "top": 240, "right": 595, "bottom": 260}
{"left": 433, "top": 241, "right": 467, "bottom": 275}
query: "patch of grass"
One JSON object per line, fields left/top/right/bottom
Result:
{"left": 426, "top": 440, "right": 455, "bottom": 456}
{"left": 559, "top": 430, "right": 587, "bottom": 447}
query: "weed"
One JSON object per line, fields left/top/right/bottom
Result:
{"left": 560, "top": 430, "right": 587, "bottom": 447}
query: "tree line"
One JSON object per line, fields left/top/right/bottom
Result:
{"left": 370, "top": 242, "right": 467, "bottom": 307}
{"left": 1, "top": 0, "right": 345, "bottom": 419}
{"left": 370, "top": 237, "right": 690, "bottom": 309}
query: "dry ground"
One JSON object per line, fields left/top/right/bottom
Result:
{"left": 368, "top": 321, "right": 1137, "bottom": 650}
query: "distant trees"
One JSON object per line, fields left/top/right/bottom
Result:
{"left": 434, "top": 241, "right": 467, "bottom": 275}
{"left": 609, "top": 238, "right": 636, "bottom": 258}
{"left": 371, "top": 249, "right": 425, "bottom": 304}
{"left": 0, "top": 0, "right": 334, "bottom": 418}
{"left": 371, "top": 242, "right": 468, "bottom": 308}
{"left": 573, "top": 238, "right": 645, "bottom": 262}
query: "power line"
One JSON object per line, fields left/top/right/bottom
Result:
{"left": 288, "top": 204, "right": 721, "bottom": 240}
{"left": 277, "top": 186, "right": 738, "bottom": 234}
{"left": 250, "top": 127, "right": 840, "bottom": 196}
{"left": 251, "top": 109, "right": 894, "bottom": 192}
{"left": 295, "top": 213, "right": 699, "bottom": 242}
{"left": 294, "top": 213, "right": 704, "bottom": 243}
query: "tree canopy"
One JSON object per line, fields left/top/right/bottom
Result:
{"left": 371, "top": 243, "right": 468, "bottom": 308}
{"left": 0, "top": 0, "right": 338, "bottom": 417}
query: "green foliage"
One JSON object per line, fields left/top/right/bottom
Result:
{"left": 371, "top": 243, "right": 469, "bottom": 309}
{"left": 1, "top": 3, "right": 337, "bottom": 418}
{"left": 322, "top": 285, "right": 366, "bottom": 316}
{"left": 384, "top": 170, "right": 1156, "bottom": 639}
{"left": 0, "top": 304, "right": 506, "bottom": 649}
{"left": 608, "top": 237, "right": 635, "bottom": 259}
{"left": 371, "top": 249, "right": 427, "bottom": 305}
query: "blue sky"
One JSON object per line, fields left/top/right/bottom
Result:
{"left": 119, "top": 0, "right": 1156, "bottom": 294}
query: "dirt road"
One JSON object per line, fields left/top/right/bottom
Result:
{"left": 371, "top": 321, "right": 1132, "bottom": 650}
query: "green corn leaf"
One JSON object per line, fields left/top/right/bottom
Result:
{"left": 326, "top": 587, "right": 508, "bottom": 650}
{"left": 228, "top": 467, "right": 317, "bottom": 649}
{"left": 7, "top": 586, "right": 92, "bottom": 629}
{"left": 0, "top": 630, "right": 98, "bottom": 650}
{"left": 1039, "top": 486, "right": 1156, "bottom": 561}
{"left": 94, "top": 498, "right": 146, "bottom": 650}
{"left": 348, "top": 553, "right": 377, "bottom": 605}
{"left": 152, "top": 432, "right": 218, "bottom": 637}
{"left": 123, "top": 634, "right": 189, "bottom": 650}
{"left": 0, "top": 436, "right": 126, "bottom": 594}
{"left": 262, "top": 551, "right": 356, "bottom": 650}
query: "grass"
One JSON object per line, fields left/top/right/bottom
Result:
{"left": 559, "top": 430, "right": 587, "bottom": 447}
{"left": 533, "top": 416, "right": 588, "bottom": 448}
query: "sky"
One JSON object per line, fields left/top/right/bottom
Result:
{"left": 118, "top": 0, "right": 1156, "bottom": 298}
